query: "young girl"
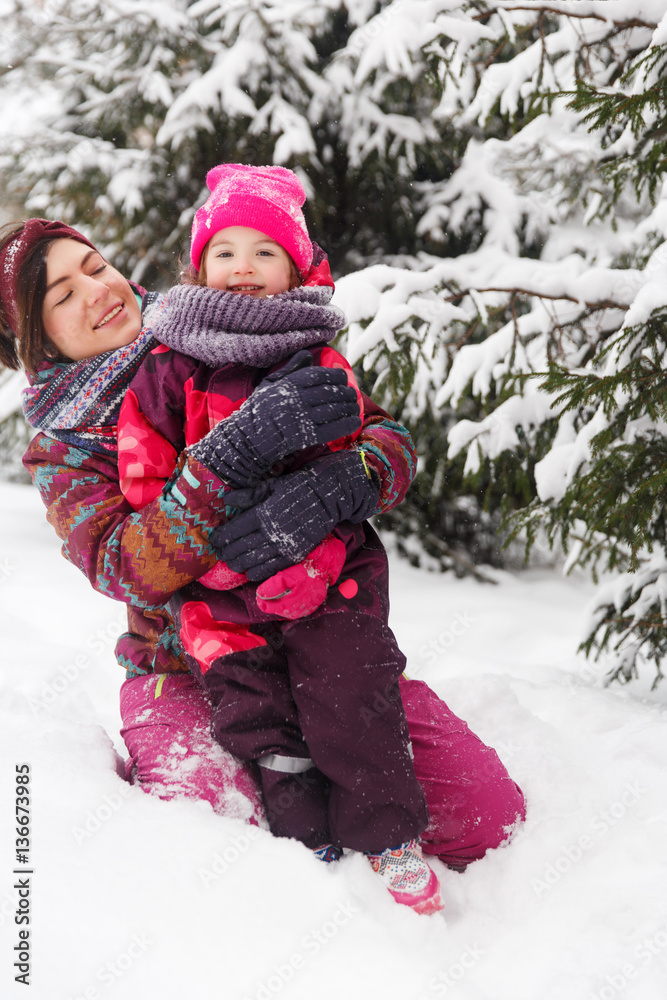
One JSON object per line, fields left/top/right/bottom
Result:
{"left": 116, "top": 164, "right": 444, "bottom": 914}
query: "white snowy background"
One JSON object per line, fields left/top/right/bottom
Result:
{"left": 1, "top": 481, "right": 666, "bottom": 1000}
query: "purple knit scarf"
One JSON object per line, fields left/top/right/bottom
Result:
{"left": 151, "top": 282, "right": 345, "bottom": 369}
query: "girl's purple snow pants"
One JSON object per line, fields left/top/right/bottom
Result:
{"left": 197, "top": 611, "right": 430, "bottom": 852}
{"left": 119, "top": 670, "right": 525, "bottom": 867}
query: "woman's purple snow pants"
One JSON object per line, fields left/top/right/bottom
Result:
{"left": 119, "top": 672, "right": 264, "bottom": 826}
{"left": 119, "top": 671, "right": 525, "bottom": 869}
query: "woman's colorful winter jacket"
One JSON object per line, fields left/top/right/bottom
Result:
{"left": 23, "top": 348, "right": 416, "bottom": 679}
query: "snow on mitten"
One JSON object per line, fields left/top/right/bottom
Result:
{"left": 213, "top": 451, "right": 380, "bottom": 581}
{"left": 256, "top": 536, "right": 346, "bottom": 620}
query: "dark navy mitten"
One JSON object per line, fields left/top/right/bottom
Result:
{"left": 210, "top": 450, "right": 380, "bottom": 581}
{"left": 190, "top": 351, "right": 360, "bottom": 488}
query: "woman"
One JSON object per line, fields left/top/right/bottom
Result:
{"left": 0, "top": 217, "right": 525, "bottom": 877}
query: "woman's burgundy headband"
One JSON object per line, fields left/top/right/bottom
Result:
{"left": 0, "top": 219, "right": 96, "bottom": 331}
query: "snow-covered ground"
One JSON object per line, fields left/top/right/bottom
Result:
{"left": 1, "top": 481, "right": 666, "bottom": 1000}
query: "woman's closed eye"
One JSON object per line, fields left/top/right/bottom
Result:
{"left": 53, "top": 263, "right": 106, "bottom": 306}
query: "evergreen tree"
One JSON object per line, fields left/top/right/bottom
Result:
{"left": 0, "top": 0, "right": 495, "bottom": 555}
{"left": 0, "top": 0, "right": 470, "bottom": 284}
{"left": 3, "top": 0, "right": 667, "bottom": 690}
{"left": 0, "top": 370, "right": 32, "bottom": 482}
{"left": 435, "top": 7, "right": 667, "bottom": 684}
{"left": 504, "top": 40, "right": 667, "bottom": 687}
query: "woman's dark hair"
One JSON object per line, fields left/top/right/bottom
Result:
{"left": 0, "top": 221, "right": 67, "bottom": 374}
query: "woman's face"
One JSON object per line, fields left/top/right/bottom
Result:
{"left": 41, "top": 239, "right": 142, "bottom": 361}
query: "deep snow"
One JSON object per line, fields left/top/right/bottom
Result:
{"left": 1, "top": 481, "right": 666, "bottom": 1000}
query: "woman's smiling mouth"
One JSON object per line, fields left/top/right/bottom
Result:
{"left": 94, "top": 303, "right": 124, "bottom": 329}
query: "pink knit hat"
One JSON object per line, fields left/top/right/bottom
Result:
{"left": 190, "top": 164, "right": 313, "bottom": 277}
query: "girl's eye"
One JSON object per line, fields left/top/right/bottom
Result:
{"left": 216, "top": 251, "right": 233, "bottom": 258}
{"left": 91, "top": 263, "right": 107, "bottom": 275}
{"left": 54, "top": 290, "right": 73, "bottom": 307}
{"left": 258, "top": 250, "right": 275, "bottom": 257}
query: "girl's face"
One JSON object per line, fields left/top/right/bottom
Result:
{"left": 204, "top": 226, "right": 293, "bottom": 297}
{"left": 42, "top": 239, "right": 142, "bottom": 361}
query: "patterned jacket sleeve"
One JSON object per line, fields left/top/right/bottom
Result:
{"left": 23, "top": 432, "right": 228, "bottom": 609}
{"left": 308, "top": 345, "right": 416, "bottom": 515}
{"left": 354, "top": 393, "right": 417, "bottom": 515}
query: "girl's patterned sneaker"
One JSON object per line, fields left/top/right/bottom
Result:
{"left": 366, "top": 840, "right": 444, "bottom": 914}
{"left": 313, "top": 843, "right": 342, "bottom": 863}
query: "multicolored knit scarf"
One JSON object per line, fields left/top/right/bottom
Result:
{"left": 22, "top": 293, "right": 163, "bottom": 457}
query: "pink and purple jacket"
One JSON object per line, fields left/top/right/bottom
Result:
{"left": 115, "top": 339, "right": 417, "bottom": 675}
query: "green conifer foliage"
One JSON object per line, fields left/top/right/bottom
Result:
{"left": 4, "top": 1, "right": 667, "bottom": 691}
{"left": 472, "top": 37, "right": 667, "bottom": 686}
